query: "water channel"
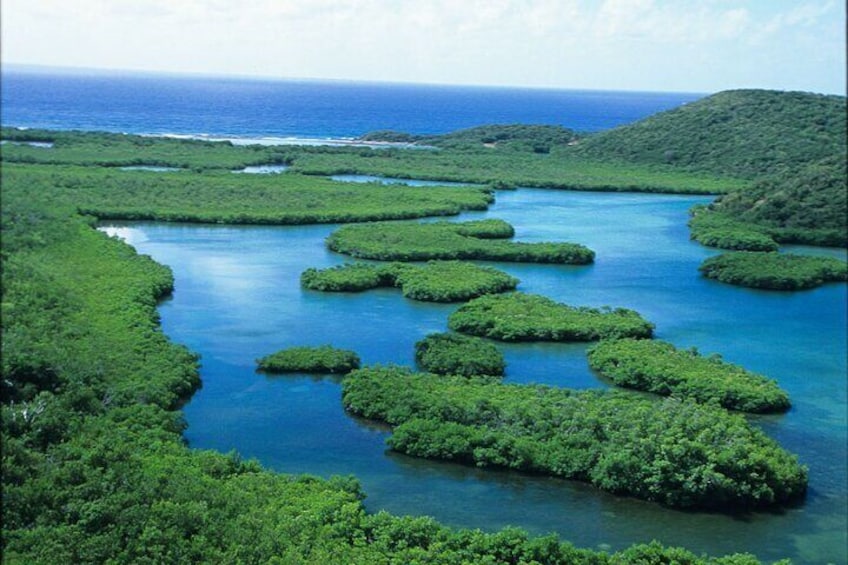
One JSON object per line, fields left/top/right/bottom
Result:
{"left": 102, "top": 188, "right": 847, "bottom": 563}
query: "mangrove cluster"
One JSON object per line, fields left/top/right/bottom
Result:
{"left": 326, "top": 219, "right": 596, "bottom": 264}
{"left": 448, "top": 293, "right": 655, "bottom": 342}
{"left": 699, "top": 251, "right": 848, "bottom": 290}
{"left": 257, "top": 345, "right": 361, "bottom": 374}
{"left": 0, "top": 161, "right": 494, "bottom": 226}
{"left": 341, "top": 365, "right": 807, "bottom": 510}
{"left": 415, "top": 333, "right": 506, "bottom": 377}
{"left": 587, "top": 339, "right": 790, "bottom": 413}
{"left": 301, "top": 260, "right": 519, "bottom": 302}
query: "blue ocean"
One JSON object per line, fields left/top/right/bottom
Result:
{"left": 1, "top": 66, "right": 702, "bottom": 137}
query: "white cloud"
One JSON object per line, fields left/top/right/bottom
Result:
{"left": 1, "top": 0, "right": 844, "bottom": 93}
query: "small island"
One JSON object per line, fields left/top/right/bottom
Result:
{"left": 699, "top": 252, "right": 848, "bottom": 290}
{"left": 415, "top": 333, "right": 506, "bottom": 377}
{"left": 302, "top": 260, "right": 519, "bottom": 302}
{"left": 448, "top": 292, "right": 654, "bottom": 341}
{"left": 326, "top": 219, "right": 595, "bottom": 264}
{"left": 257, "top": 345, "right": 361, "bottom": 374}
{"left": 342, "top": 365, "right": 808, "bottom": 510}
{"left": 587, "top": 338, "right": 791, "bottom": 413}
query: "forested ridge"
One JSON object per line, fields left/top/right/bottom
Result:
{"left": 575, "top": 89, "right": 847, "bottom": 247}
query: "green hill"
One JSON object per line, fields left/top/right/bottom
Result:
{"left": 576, "top": 89, "right": 846, "bottom": 247}
{"left": 575, "top": 89, "right": 846, "bottom": 179}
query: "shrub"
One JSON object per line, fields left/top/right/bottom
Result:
{"left": 448, "top": 293, "right": 654, "bottom": 341}
{"left": 257, "top": 345, "right": 361, "bottom": 374}
{"left": 699, "top": 252, "right": 848, "bottom": 290}
{"left": 415, "top": 333, "right": 506, "bottom": 377}
{"left": 587, "top": 338, "right": 790, "bottom": 412}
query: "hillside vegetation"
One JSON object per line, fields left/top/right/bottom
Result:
{"left": 575, "top": 89, "right": 847, "bottom": 247}
{"left": 575, "top": 89, "right": 845, "bottom": 179}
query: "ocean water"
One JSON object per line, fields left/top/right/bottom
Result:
{"left": 1, "top": 66, "right": 702, "bottom": 138}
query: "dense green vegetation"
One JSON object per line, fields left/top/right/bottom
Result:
{"left": 363, "top": 124, "right": 581, "bottom": 153}
{"left": 302, "top": 260, "right": 519, "bottom": 302}
{"left": 294, "top": 147, "right": 741, "bottom": 193}
{"left": 573, "top": 90, "right": 847, "bottom": 247}
{"left": 1, "top": 162, "right": 493, "bottom": 225}
{"left": 257, "top": 345, "right": 361, "bottom": 374}
{"left": 688, "top": 207, "right": 780, "bottom": 251}
{"left": 0, "top": 148, "right": 777, "bottom": 564}
{"left": 415, "top": 333, "right": 506, "bottom": 377}
{"left": 448, "top": 293, "right": 654, "bottom": 342}
{"left": 1, "top": 125, "right": 743, "bottom": 194}
{"left": 587, "top": 339, "right": 790, "bottom": 413}
{"left": 327, "top": 219, "right": 595, "bottom": 264}
{"left": 574, "top": 90, "right": 846, "bottom": 179}
{"left": 710, "top": 156, "right": 848, "bottom": 247}
{"left": 699, "top": 252, "right": 848, "bottom": 290}
{"left": 1, "top": 127, "right": 294, "bottom": 170}
{"left": 342, "top": 366, "right": 807, "bottom": 510}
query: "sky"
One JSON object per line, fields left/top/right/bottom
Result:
{"left": 2, "top": 0, "right": 845, "bottom": 94}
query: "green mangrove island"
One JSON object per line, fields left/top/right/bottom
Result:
{"left": 587, "top": 339, "right": 790, "bottom": 413}
{"left": 699, "top": 252, "right": 848, "bottom": 290}
{"left": 326, "top": 218, "right": 596, "bottom": 264}
{"left": 3, "top": 87, "right": 845, "bottom": 563}
{"left": 448, "top": 293, "right": 655, "bottom": 342}
{"left": 257, "top": 345, "right": 361, "bottom": 374}
{"left": 415, "top": 333, "right": 506, "bottom": 377}
{"left": 302, "top": 260, "right": 519, "bottom": 302}
{"left": 341, "top": 365, "right": 807, "bottom": 510}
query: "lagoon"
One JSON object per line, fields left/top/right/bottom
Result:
{"left": 104, "top": 188, "right": 847, "bottom": 564}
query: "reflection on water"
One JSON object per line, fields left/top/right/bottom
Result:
{"left": 330, "top": 174, "right": 477, "bottom": 187}
{"left": 233, "top": 164, "right": 289, "bottom": 174}
{"left": 110, "top": 188, "right": 847, "bottom": 563}
{"left": 119, "top": 165, "right": 182, "bottom": 172}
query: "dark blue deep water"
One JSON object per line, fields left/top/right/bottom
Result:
{"left": 5, "top": 68, "right": 846, "bottom": 563}
{"left": 1, "top": 67, "right": 701, "bottom": 137}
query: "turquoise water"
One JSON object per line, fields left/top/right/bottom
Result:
{"left": 105, "top": 189, "right": 847, "bottom": 564}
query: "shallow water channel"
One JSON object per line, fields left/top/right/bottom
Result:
{"left": 102, "top": 188, "right": 847, "bottom": 563}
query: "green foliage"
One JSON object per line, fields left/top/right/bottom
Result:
{"left": 418, "top": 124, "right": 581, "bottom": 153}
{"left": 1, "top": 162, "right": 493, "bottom": 226}
{"left": 342, "top": 366, "right": 808, "bottom": 510}
{"left": 1, "top": 125, "right": 742, "bottom": 195}
{"left": 587, "top": 339, "right": 791, "bottom": 413}
{"left": 301, "top": 262, "right": 392, "bottom": 291}
{"left": 1, "top": 127, "right": 294, "bottom": 170}
{"left": 302, "top": 260, "right": 519, "bottom": 302}
{"left": 571, "top": 90, "right": 847, "bottom": 247}
{"left": 257, "top": 345, "right": 361, "bottom": 374}
{"left": 688, "top": 207, "right": 779, "bottom": 251}
{"left": 392, "top": 261, "right": 519, "bottom": 301}
{"left": 293, "top": 147, "right": 741, "bottom": 194}
{"left": 575, "top": 89, "right": 846, "bottom": 180}
{"left": 699, "top": 252, "right": 848, "bottom": 290}
{"left": 710, "top": 156, "right": 848, "bottom": 247}
{"left": 327, "top": 219, "right": 595, "bottom": 264}
{"left": 415, "top": 333, "right": 506, "bottom": 377}
{"left": 448, "top": 293, "right": 654, "bottom": 341}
